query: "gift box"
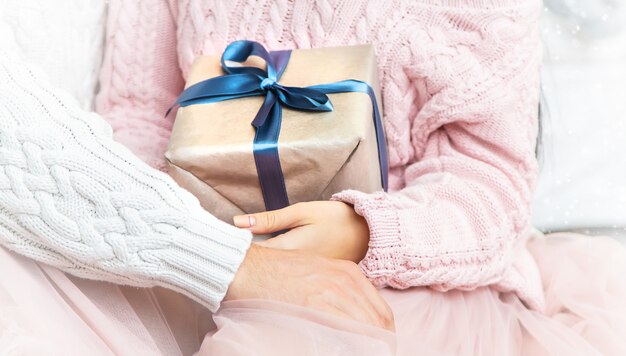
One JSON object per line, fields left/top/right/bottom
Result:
{"left": 166, "top": 40, "right": 388, "bottom": 223}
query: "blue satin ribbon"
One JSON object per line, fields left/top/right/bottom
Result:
{"left": 168, "top": 40, "right": 389, "bottom": 212}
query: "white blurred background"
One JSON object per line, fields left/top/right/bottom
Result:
{"left": 532, "top": 0, "right": 626, "bottom": 241}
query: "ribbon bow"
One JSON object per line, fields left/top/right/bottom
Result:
{"left": 169, "top": 40, "right": 388, "bottom": 212}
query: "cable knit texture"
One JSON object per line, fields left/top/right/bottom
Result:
{"left": 0, "top": 49, "right": 253, "bottom": 312}
{"left": 96, "top": 0, "right": 546, "bottom": 311}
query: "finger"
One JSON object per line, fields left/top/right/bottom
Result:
{"left": 309, "top": 304, "right": 356, "bottom": 326}
{"left": 339, "top": 271, "right": 393, "bottom": 331}
{"left": 233, "top": 203, "right": 307, "bottom": 234}
{"left": 331, "top": 289, "right": 384, "bottom": 329}
{"left": 302, "top": 288, "right": 370, "bottom": 326}
{"left": 338, "top": 261, "right": 395, "bottom": 331}
{"left": 347, "top": 268, "right": 395, "bottom": 331}
{"left": 341, "top": 277, "right": 387, "bottom": 330}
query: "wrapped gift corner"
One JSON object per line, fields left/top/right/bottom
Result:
{"left": 166, "top": 44, "right": 386, "bottom": 223}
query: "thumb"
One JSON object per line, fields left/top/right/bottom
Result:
{"left": 233, "top": 204, "right": 304, "bottom": 234}
{"left": 257, "top": 225, "right": 315, "bottom": 250}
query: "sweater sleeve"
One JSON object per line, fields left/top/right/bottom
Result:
{"left": 331, "top": 0, "right": 542, "bottom": 291}
{"left": 0, "top": 50, "right": 252, "bottom": 312}
{"left": 95, "top": 0, "right": 182, "bottom": 171}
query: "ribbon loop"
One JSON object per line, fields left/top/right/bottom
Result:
{"left": 220, "top": 40, "right": 276, "bottom": 78}
{"left": 168, "top": 40, "right": 389, "bottom": 213}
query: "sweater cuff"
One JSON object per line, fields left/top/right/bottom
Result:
{"left": 330, "top": 189, "right": 404, "bottom": 287}
{"left": 143, "top": 212, "right": 253, "bottom": 312}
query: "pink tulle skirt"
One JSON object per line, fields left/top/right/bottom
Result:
{"left": 1, "top": 230, "right": 626, "bottom": 355}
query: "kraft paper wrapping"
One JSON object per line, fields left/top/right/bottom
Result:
{"left": 166, "top": 44, "right": 385, "bottom": 223}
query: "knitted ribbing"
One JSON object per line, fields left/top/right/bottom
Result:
{"left": 97, "top": 0, "right": 545, "bottom": 311}
{"left": 0, "top": 50, "right": 252, "bottom": 312}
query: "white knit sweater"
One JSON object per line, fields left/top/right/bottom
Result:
{"left": 0, "top": 50, "right": 252, "bottom": 312}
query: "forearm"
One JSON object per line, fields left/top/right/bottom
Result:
{"left": 0, "top": 50, "right": 252, "bottom": 312}
{"left": 333, "top": 164, "right": 532, "bottom": 291}
{"left": 331, "top": 0, "right": 542, "bottom": 290}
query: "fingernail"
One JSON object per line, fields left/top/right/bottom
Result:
{"left": 233, "top": 215, "right": 256, "bottom": 228}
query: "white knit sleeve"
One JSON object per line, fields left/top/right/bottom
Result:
{"left": 0, "top": 50, "right": 252, "bottom": 312}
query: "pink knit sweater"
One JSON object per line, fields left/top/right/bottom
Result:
{"left": 96, "top": 0, "right": 545, "bottom": 311}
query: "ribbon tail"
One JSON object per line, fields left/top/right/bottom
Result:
{"left": 251, "top": 92, "right": 277, "bottom": 128}
{"left": 252, "top": 96, "right": 291, "bottom": 216}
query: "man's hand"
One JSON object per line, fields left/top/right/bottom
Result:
{"left": 233, "top": 201, "right": 371, "bottom": 263}
{"left": 224, "top": 244, "right": 394, "bottom": 331}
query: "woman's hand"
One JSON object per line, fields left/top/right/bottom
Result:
{"left": 224, "top": 244, "right": 394, "bottom": 331}
{"left": 233, "top": 201, "right": 371, "bottom": 263}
